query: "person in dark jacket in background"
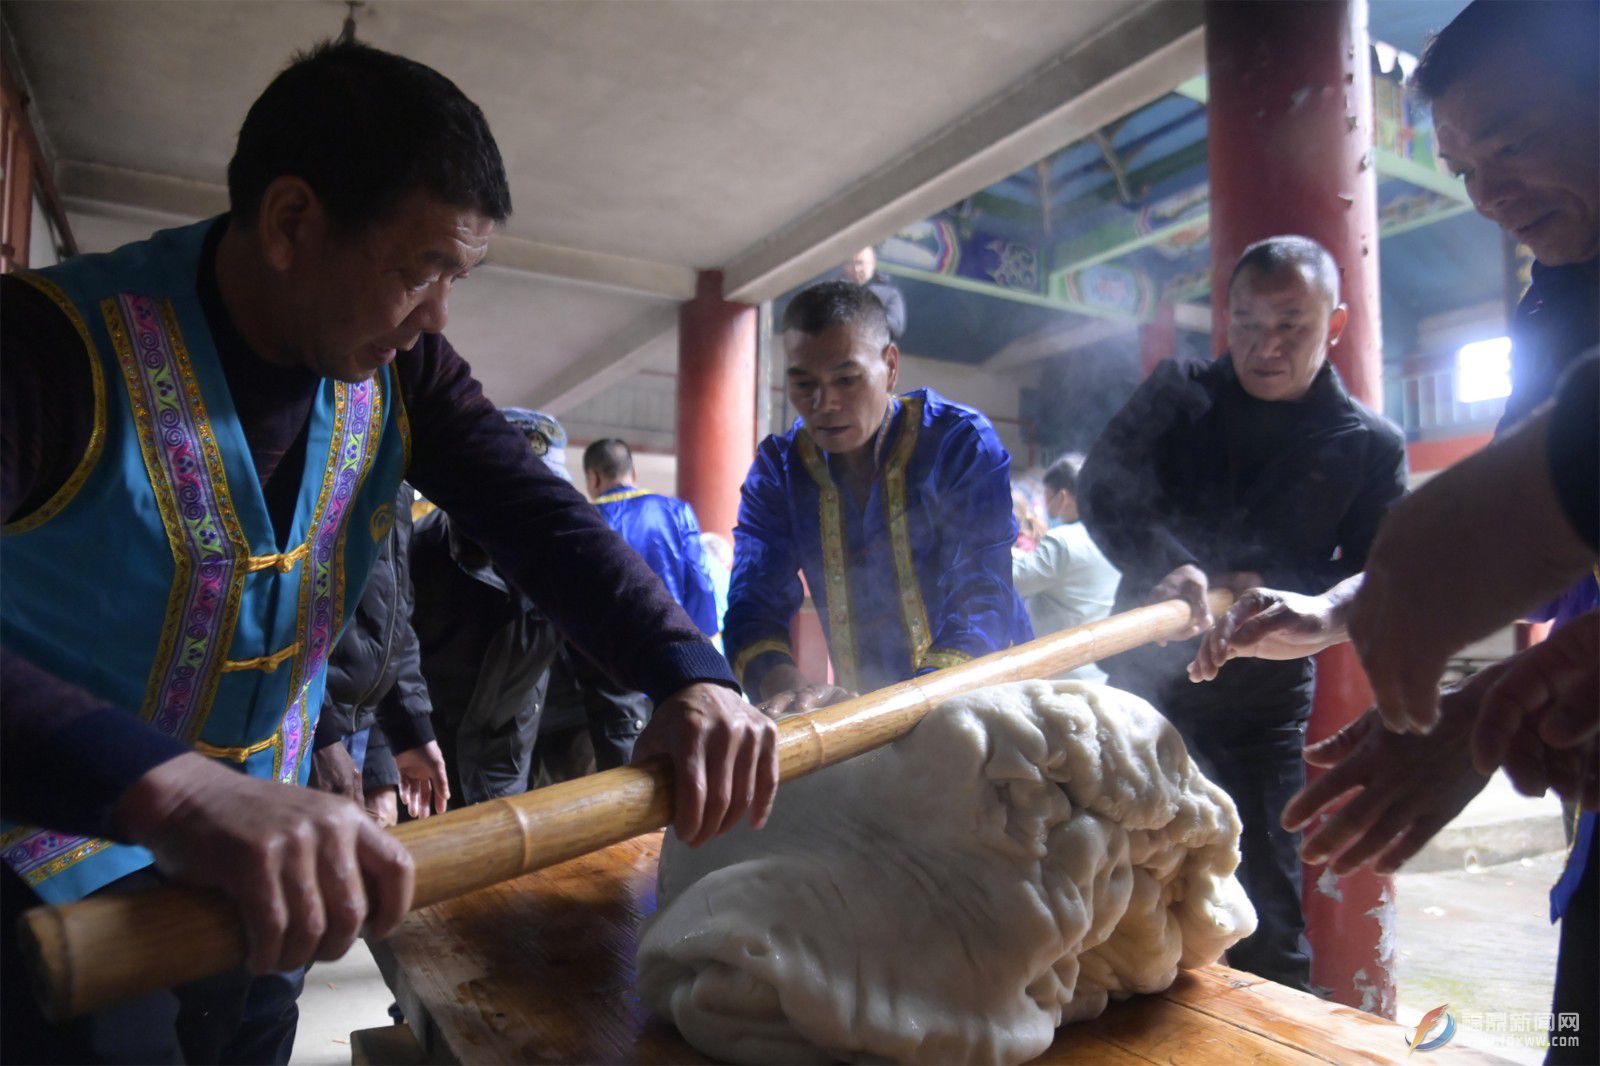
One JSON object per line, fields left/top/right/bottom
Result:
{"left": 842, "top": 246, "right": 907, "bottom": 341}
{"left": 410, "top": 504, "right": 561, "bottom": 805}
{"left": 311, "top": 481, "right": 448, "bottom": 824}
{"left": 1078, "top": 235, "right": 1408, "bottom": 992}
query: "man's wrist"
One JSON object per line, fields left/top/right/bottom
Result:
{"left": 110, "top": 752, "right": 225, "bottom": 844}
{"left": 638, "top": 640, "right": 739, "bottom": 706}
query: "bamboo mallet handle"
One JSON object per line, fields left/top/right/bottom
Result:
{"left": 20, "top": 590, "right": 1232, "bottom": 1020}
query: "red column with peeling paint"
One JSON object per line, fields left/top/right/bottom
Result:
{"left": 677, "top": 270, "right": 757, "bottom": 541}
{"left": 1204, "top": 0, "right": 1394, "bottom": 1016}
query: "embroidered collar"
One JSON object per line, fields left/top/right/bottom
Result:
{"left": 595, "top": 487, "right": 651, "bottom": 504}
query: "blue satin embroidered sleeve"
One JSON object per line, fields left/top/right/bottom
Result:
{"left": 726, "top": 390, "right": 1030, "bottom": 697}
{"left": 920, "top": 416, "right": 1035, "bottom": 670}
{"left": 725, "top": 438, "right": 805, "bottom": 696}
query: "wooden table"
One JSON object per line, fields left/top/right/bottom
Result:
{"left": 371, "top": 833, "right": 1503, "bottom": 1065}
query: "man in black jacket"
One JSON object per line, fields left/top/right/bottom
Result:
{"left": 1079, "top": 235, "right": 1407, "bottom": 992}
{"left": 311, "top": 481, "right": 448, "bottom": 823}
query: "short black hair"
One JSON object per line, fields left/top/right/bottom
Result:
{"left": 228, "top": 40, "right": 512, "bottom": 232}
{"left": 583, "top": 438, "right": 633, "bottom": 480}
{"left": 1413, "top": 0, "right": 1598, "bottom": 102}
{"left": 781, "top": 281, "right": 891, "bottom": 350}
{"left": 1228, "top": 235, "right": 1340, "bottom": 307}
{"left": 1043, "top": 454, "right": 1085, "bottom": 497}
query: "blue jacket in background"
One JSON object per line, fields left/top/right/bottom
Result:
{"left": 595, "top": 488, "right": 720, "bottom": 639}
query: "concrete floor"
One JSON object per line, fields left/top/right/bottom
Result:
{"left": 288, "top": 942, "right": 394, "bottom": 1066}
{"left": 288, "top": 770, "right": 1571, "bottom": 1066}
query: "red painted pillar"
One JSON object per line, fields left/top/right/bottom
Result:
{"left": 1204, "top": 0, "right": 1394, "bottom": 1016}
{"left": 676, "top": 270, "right": 757, "bottom": 541}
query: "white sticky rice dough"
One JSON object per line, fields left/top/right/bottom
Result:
{"left": 636, "top": 680, "right": 1257, "bottom": 1064}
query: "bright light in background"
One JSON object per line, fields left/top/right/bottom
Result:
{"left": 1455, "top": 336, "right": 1512, "bottom": 404}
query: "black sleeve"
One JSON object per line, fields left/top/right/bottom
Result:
{"left": 0, "top": 652, "right": 190, "bottom": 838}
{"left": 396, "top": 337, "right": 736, "bottom": 705}
{"left": 372, "top": 488, "right": 436, "bottom": 752}
{"left": 1078, "top": 360, "right": 1202, "bottom": 592}
{"left": 361, "top": 725, "right": 400, "bottom": 792}
{"left": 882, "top": 286, "right": 907, "bottom": 340}
{"left": 1548, "top": 352, "right": 1599, "bottom": 551}
{"left": 1262, "top": 420, "right": 1409, "bottom": 594}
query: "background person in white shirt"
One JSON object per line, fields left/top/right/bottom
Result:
{"left": 1011, "top": 455, "right": 1121, "bottom": 681}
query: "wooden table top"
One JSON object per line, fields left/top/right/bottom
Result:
{"left": 371, "top": 833, "right": 1504, "bottom": 1065}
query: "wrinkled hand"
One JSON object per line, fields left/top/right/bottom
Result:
{"left": 1150, "top": 564, "right": 1212, "bottom": 643}
{"left": 365, "top": 786, "right": 399, "bottom": 829}
{"left": 632, "top": 681, "right": 779, "bottom": 847}
{"left": 394, "top": 740, "right": 450, "bottom": 819}
{"left": 1281, "top": 685, "right": 1490, "bottom": 876}
{"left": 1471, "top": 611, "right": 1600, "bottom": 805}
{"left": 113, "top": 753, "right": 414, "bottom": 974}
{"left": 756, "top": 664, "right": 855, "bottom": 719}
{"left": 1189, "top": 586, "right": 1347, "bottom": 683}
{"left": 1349, "top": 409, "right": 1592, "bottom": 734}
{"left": 759, "top": 684, "right": 856, "bottom": 720}
{"left": 307, "top": 743, "right": 362, "bottom": 804}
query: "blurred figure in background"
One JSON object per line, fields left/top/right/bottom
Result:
{"left": 1012, "top": 481, "right": 1045, "bottom": 553}
{"left": 408, "top": 410, "right": 570, "bottom": 805}
{"left": 313, "top": 479, "right": 448, "bottom": 825}
{"left": 842, "top": 245, "right": 907, "bottom": 341}
{"left": 700, "top": 531, "right": 734, "bottom": 652}
{"left": 583, "top": 438, "right": 719, "bottom": 640}
{"left": 1011, "top": 455, "right": 1120, "bottom": 681}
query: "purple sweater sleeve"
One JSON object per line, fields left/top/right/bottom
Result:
{"left": 1, "top": 274, "right": 191, "bottom": 837}
{"left": 396, "top": 336, "right": 736, "bottom": 704}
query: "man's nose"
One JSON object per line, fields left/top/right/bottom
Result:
{"left": 1470, "top": 166, "right": 1520, "bottom": 223}
{"left": 410, "top": 285, "right": 449, "bottom": 335}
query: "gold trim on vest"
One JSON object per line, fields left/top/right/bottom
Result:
{"left": 3, "top": 273, "right": 108, "bottom": 535}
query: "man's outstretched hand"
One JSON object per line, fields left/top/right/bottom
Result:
{"left": 632, "top": 681, "right": 780, "bottom": 848}
{"left": 1189, "top": 578, "right": 1358, "bottom": 682}
{"left": 113, "top": 753, "right": 415, "bottom": 975}
{"left": 1281, "top": 693, "right": 1489, "bottom": 876}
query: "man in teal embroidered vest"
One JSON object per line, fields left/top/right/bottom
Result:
{"left": 1, "top": 41, "right": 777, "bottom": 1063}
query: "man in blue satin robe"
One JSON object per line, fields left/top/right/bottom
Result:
{"left": 725, "top": 281, "right": 1032, "bottom": 713}
{"left": 583, "top": 437, "right": 720, "bottom": 638}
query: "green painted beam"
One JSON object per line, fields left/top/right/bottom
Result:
{"left": 1175, "top": 75, "right": 1208, "bottom": 104}
{"left": 1051, "top": 208, "right": 1209, "bottom": 278}
{"left": 1377, "top": 198, "right": 1474, "bottom": 239}
{"left": 1175, "top": 197, "right": 1478, "bottom": 300}
{"left": 1374, "top": 149, "right": 1469, "bottom": 202}
{"left": 877, "top": 262, "right": 1144, "bottom": 323}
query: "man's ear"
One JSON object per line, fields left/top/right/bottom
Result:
{"left": 1327, "top": 304, "right": 1350, "bottom": 347}
{"left": 255, "top": 176, "right": 324, "bottom": 274}
{"left": 882, "top": 342, "right": 901, "bottom": 392}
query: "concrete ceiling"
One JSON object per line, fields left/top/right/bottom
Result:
{"left": 5, "top": 0, "right": 1202, "bottom": 410}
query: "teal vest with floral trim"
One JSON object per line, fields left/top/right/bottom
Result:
{"left": 0, "top": 219, "right": 409, "bottom": 903}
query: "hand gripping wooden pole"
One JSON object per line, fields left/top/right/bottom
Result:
{"left": 20, "top": 590, "right": 1232, "bottom": 1020}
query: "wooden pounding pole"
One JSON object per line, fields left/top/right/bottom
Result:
{"left": 20, "top": 590, "right": 1232, "bottom": 1020}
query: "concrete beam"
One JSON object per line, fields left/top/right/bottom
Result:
{"left": 525, "top": 304, "right": 678, "bottom": 415}
{"left": 720, "top": 1, "right": 1205, "bottom": 304}
{"left": 56, "top": 160, "right": 697, "bottom": 300}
